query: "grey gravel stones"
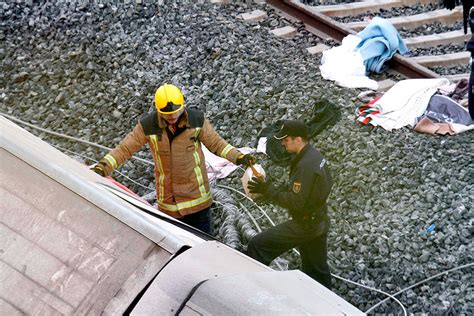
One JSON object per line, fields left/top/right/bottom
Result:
{"left": 1, "top": 1, "right": 472, "bottom": 315}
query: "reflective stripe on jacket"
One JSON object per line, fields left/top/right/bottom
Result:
{"left": 100, "top": 109, "right": 242, "bottom": 218}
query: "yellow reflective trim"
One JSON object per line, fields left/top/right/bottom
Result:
{"left": 157, "top": 201, "right": 178, "bottom": 212}
{"left": 220, "top": 144, "right": 234, "bottom": 159}
{"left": 150, "top": 135, "right": 165, "bottom": 201}
{"left": 158, "top": 191, "right": 212, "bottom": 212}
{"left": 193, "top": 162, "right": 206, "bottom": 197}
{"left": 104, "top": 154, "right": 118, "bottom": 169}
{"left": 192, "top": 128, "right": 207, "bottom": 197}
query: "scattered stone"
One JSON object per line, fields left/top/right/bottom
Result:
{"left": 13, "top": 71, "right": 29, "bottom": 83}
{"left": 55, "top": 92, "right": 65, "bottom": 104}
{"left": 112, "top": 109, "right": 122, "bottom": 118}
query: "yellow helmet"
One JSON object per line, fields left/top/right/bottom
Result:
{"left": 154, "top": 83, "right": 185, "bottom": 114}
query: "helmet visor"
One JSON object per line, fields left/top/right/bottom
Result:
{"left": 158, "top": 101, "right": 184, "bottom": 114}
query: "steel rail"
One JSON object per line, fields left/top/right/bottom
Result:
{"left": 266, "top": 0, "right": 439, "bottom": 79}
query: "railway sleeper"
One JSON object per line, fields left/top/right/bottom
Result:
{"left": 313, "top": 0, "right": 435, "bottom": 17}
{"left": 404, "top": 30, "right": 471, "bottom": 49}
{"left": 411, "top": 51, "right": 470, "bottom": 67}
{"left": 346, "top": 5, "right": 462, "bottom": 31}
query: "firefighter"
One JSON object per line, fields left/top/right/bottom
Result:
{"left": 246, "top": 120, "right": 333, "bottom": 289}
{"left": 93, "top": 83, "right": 256, "bottom": 234}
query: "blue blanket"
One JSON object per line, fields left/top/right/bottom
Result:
{"left": 356, "top": 17, "right": 408, "bottom": 73}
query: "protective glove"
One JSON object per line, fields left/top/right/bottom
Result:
{"left": 91, "top": 162, "right": 106, "bottom": 177}
{"left": 236, "top": 154, "right": 256, "bottom": 167}
{"left": 247, "top": 176, "right": 270, "bottom": 195}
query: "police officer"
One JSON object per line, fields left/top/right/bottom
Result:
{"left": 468, "top": 6, "right": 474, "bottom": 120}
{"left": 443, "top": 0, "right": 474, "bottom": 119}
{"left": 246, "top": 120, "right": 333, "bottom": 289}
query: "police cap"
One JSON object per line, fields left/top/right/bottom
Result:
{"left": 274, "top": 120, "right": 308, "bottom": 140}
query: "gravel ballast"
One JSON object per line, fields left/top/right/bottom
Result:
{"left": 1, "top": 1, "right": 472, "bottom": 315}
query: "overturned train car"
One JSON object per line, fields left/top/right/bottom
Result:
{"left": 0, "top": 116, "right": 364, "bottom": 315}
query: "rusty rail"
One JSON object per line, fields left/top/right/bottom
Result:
{"left": 266, "top": 0, "right": 439, "bottom": 79}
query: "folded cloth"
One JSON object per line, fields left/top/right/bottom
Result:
{"left": 356, "top": 97, "right": 382, "bottom": 125}
{"left": 451, "top": 122, "right": 474, "bottom": 133}
{"left": 450, "top": 79, "right": 469, "bottom": 101}
{"left": 203, "top": 146, "right": 254, "bottom": 180}
{"left": 368, "top": 78, "right": 450, "bottom": 130}
{"left": 414, "top": 116, "right": 474, "bottom": 135}
{"left": 356, "top": 17, "right": 409, "bottom": 73}
{"left": 257, "top": 137, "right": 267, "bottom": 154}
{"left": 438, "top": 79, "right": 469, "bottom": 101}
{"left": 423, "top": 94, "right": 473, "bottom": 125}
{"left": 414, "top": 116, "right": 455, "bottom": 135}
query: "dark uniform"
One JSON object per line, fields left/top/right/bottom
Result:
{"left": 468, "top": 6, "right": 474, "bottom": 120}
{"left": 443, "top": 0, "right": 474, "bottom": 119}
{"left": 246, "top": 143, "right": 333, "bottom": 289}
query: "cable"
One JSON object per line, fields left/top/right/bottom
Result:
{"left": 1, "top": 112, "right": 153, "bottom": 166}
{"left": 216, "top": 184, "right": 276, "bottom": 226}
{"left": 238, "top": 202, "right": 263, "bottom": 233}
{"left": 365, "top": 262, "right": 474, "bottom": 314}
{"left": 333, "top": 274, "right": 407, "bottom": 316}
{"left": 216, "top": 186, "right": 306, "bottom": 264}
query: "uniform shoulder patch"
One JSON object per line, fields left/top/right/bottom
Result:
{"left": 292, "top": 181, "right": 302, "bottom": 193}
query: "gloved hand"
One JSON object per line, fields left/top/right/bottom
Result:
{"left": 91, "top": 162, "right": 106, "bottom": 177}
{"left": 236, "top": 154, "right": 256, "bottom": 167}
{"left": 247, "top": 176, "right": 270, "bottom": 195}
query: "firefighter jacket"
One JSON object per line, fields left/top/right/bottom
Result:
{"left": 265, "top": 144, "right": 333, "bottom": 221}
{"left": 99, "top": 108, "right": 242, "bottom": 218}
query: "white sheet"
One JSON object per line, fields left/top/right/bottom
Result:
{"left": 320, "top": 35, "right": 378, "bottom": 90}
{"left": 369, "top": 78, "right": 450, "bottom": 130}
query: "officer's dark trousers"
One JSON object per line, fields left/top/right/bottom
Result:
{"left": 246, "top": 218, "right": 332, "bottom": 289}
{"left": 469, "top": 59, "right": 474, "bottom": 119}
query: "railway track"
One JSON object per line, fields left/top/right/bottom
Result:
{"left": 263, "top": 0, "right": 470, "bottom": 82}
